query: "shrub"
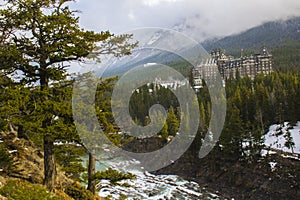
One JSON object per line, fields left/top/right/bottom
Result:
{"left": 94, "top": 168, "right": 136, "bottom": 185}
{"left": 65, "top": 183, "right": 95, "bottom": 200}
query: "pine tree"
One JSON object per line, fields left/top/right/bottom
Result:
{"left": 160, "top": 122, "right": 169, "bottom": 141}
{"left": 285, "top": 130, "right": 295, "bottom": 154}
{"left": 166, "top": 106, "right": 179, "bottom": 136}
{"left": 220, "top": 101, "right": 243, "bottom": 161}
{"left": 0, "top": 0, "right": 136, "bottom": 191}
{"left": 199, "top": 102, "right": 207, "bottom": 130}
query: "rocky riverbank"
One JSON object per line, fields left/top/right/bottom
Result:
{"left": 155, "top": 147, "right": 300, "bottom": 200}
{"left": 123, "top": 135, "right": 300, "bottom": 200}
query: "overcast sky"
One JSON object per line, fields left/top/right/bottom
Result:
{"left": 71, "top": 0, "right": 300, "bottom": 40}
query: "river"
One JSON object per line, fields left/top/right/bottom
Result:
{"left": 83, "top": 156, "right": 228, "bottom": 200}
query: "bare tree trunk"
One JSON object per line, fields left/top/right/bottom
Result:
{"left": 87, "top": 152, "right": 96, "bottom": 194}
{"left": 41, "top": 71, "right": 56, "bottom": 191}
{"left": 43, "top": 134, "right": 56, "bottom": 191}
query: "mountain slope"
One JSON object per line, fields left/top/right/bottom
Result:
{"left": 202, "top": 17, "right": 300, "bottom": 54}
{"left": 99, "top": 17, "right": 300, "bottom": 77}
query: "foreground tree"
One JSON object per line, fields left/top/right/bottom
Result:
{"left": 0, "top": 0, "right": 136, "bottom": 191}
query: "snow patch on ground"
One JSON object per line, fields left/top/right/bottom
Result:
{"left": 54, "top": 141, "right": 82, "bottom": 147}
{"left": 261, "top": 149, "right": 277, "bottom": 157}
{"left": 269, "top": 162, "right": 277, "bottom": 171}
{"left": 264, "top": 122, "right": 300, "bottom": 154}
{"left": 281, "top": 154, "right": 300, "bottom": 160}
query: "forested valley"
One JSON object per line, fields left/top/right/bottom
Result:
{"left": 0, "top": 0, "right": 299, "bottom": 199}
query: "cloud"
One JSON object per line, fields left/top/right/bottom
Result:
{"left": 142, "top": 0, "right": 184, "bottom": 7}
{"left": 72, "top": 0, "right": 300, "bottom": 40}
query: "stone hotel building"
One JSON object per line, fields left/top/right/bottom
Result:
{"left": 192, "top": 48, "right": 273, "bottom": 89}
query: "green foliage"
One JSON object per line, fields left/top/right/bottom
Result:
{"left": 0, "top": 179, "right": 63, "bottom": 200}
{"left": 165, "top": 59, "right": 192, "bottom": 78}
{"left": 54, "top": 145, "right": 87, "bottom": 182}
{"left": 0, "top": 143, "right": 17, "bottom": 175}
{"left": 160, "top": 122, "right": 169, "bottom": 140}
{"left": 94, "top": 76, "right": 134, "bottom": 146}
{"left": 196, "top": 67, "right": 300, "bottom": 162}
{"left": 95, "top": 77, "right": 118, "bottom": 134}
{"left": 0, "top": 75, "right": 31, "bottom": 133}
{"left": 220, "top": 102, "right": 243, "bottom": 160}
{"left": 0, "top": 0, "right": 137, "bottom": 192}
{"left": 273, "top": 40, "right": 300, "bottom": 70}
{"left": 166, "top": 106, "right": 179, "bottom": 136}
{"left": 104, "top": 133, "right": 134, "bottom": 147}
{"left": 65, "top": 183, "right": 95, "bottom": 200}
{"left": 93, "top": 168, "right": 136, "bottom": 185}
{"left": 0, "top": 0, "right": 113, "bottom": 84}
{"left": 0, "top": 80, "right": 78, "bottom": 146}
{"left": 128, "top": 84, "right": 181, "bottom": 139}
{"left": 129, "top": 84, "right": 180, "bottom": 126}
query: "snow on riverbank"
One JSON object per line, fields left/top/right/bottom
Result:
{"left": 264, "top": 122, "right": 300, "bottom": 154}
{"left": 90, "top": 157, "right": 226, "bottom": 200}
{"left": 90, "top": 121, "right": 299, "bottom": 199}
{"left": 98, "top": 170, "right": 224, "bottom": 200}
